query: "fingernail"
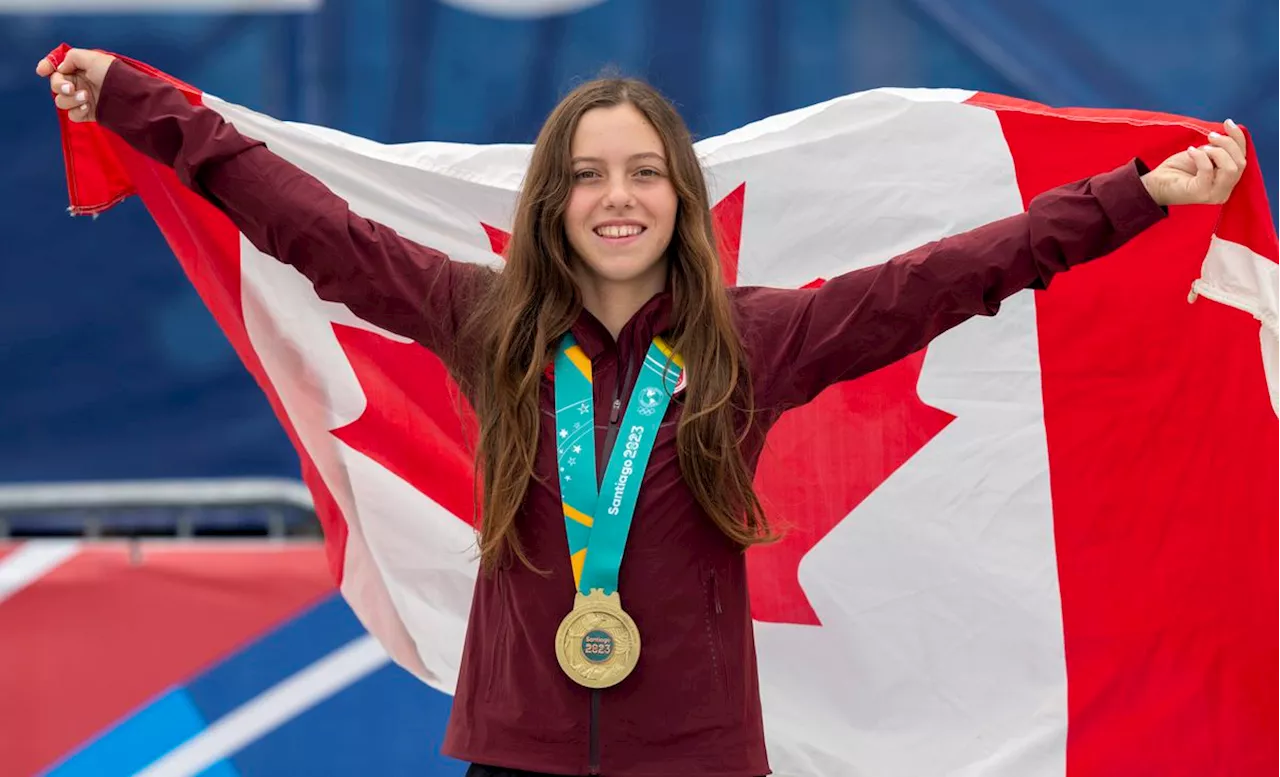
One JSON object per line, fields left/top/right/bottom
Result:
{"left": 1225, "top": 118, "right": 1236, "bottom": 128}
{"left": 75, "top": 90, "right": 86, "bottom": 102}
{"left": 60, "top": 83, "right": 71, "bottom": 95}
{"left": 79, "top": 103, "right": 88, "bottom": 112}
{"left": 1209, "top": 131, "right": 1221, "bottom": 139}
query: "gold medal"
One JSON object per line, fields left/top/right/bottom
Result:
{"left": 554, "top": 589, "right": 641, "bottom": 688}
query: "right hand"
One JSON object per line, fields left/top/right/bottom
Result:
{"left": 35, "top": 48, "right": 117, "bottom": 123}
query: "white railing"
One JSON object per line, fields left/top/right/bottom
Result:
{"left": 0, "top": 478, "right": 317, "bottom": 539}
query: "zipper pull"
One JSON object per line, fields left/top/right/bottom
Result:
{"left": 609, "top": 398, "right": 621, "bottom": 424}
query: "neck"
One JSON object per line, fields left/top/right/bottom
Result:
{"left": 574, "top": 261, "right": 668, "bottom": 340}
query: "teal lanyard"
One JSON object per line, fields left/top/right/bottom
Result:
{"left": 554, "top": 334, "right": 683, "bottom": 596}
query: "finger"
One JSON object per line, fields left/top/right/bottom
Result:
{"left": 67, "top": 103, "right": 92, "bottom": 123}
{"left": 1222, "top": 118, "right": 1248, "bottom": 157}
{"left": 35, "top": 57, "right": 54, "bottom": 77}
{"left": 57, "top": 49, "right": 86, "bottom": 74}
{"left": 1207, "top": 130, "right": 1246, "bottom": 169}
{"left": 1163, "top": 149, "right": 1198, "bottom": 175}
{"left": 54, "top": 91, "right": 92, "bottom": 111}
{"left": 1199, "top": 145, "right": 1238, "bottom": 176}
{"left": 1186, "top": 145, "right": 1213, "bottom": 178}
{"left": 51, "top": 75, "right": 89, "bottom": 109}
{"left": 49, "top": 71, "right": 75, "bottom": 97}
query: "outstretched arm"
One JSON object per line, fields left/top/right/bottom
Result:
{"left": 38, "top": 48, "right": 491, "bottom": 358}
{"left": 741, "top": 122, "right": 1248, "bottom": 411}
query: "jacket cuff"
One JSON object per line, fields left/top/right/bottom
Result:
{"left": 1092, "top": 157, "right": 1168, "bottom": 241}
{"left": 95, "top": 58, "right": 149, "bottom": 137}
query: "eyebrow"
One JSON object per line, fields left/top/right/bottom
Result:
{"left": 571, "top": 152, "right": 667, "bottom": 164}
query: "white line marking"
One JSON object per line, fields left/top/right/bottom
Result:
{"left": 0, "top": 541, "right": 79, "bottom": 605}
{"left": 136, "top": 636, "right": 390, "bottom": 777}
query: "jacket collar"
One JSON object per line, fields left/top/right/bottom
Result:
{"left": 568, "top": 284, "right": 674, "bottom": 362}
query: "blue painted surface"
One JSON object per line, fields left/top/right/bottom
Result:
{"left": 44, "top": 688, "right": 239, "bottom": 777}
{"left": 230, "top": 660, "right": 466, "bottom": 777}
{"left": 185, "top": 594, "right": 370, "bottom": 723}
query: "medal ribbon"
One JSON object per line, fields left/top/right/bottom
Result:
{"left": 554, "top": 334, "right": 683, "bottom": 596}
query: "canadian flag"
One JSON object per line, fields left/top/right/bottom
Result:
{"left": 49, "top": 48, "right": 1277, "bottom": 777}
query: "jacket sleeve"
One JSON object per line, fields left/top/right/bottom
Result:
{"left": 737, "top": 159, "right": 1168, "bottom": 411}
{"left": 94, "top": 60, "right": 491, "bottom": 359}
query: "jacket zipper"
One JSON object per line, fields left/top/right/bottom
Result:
{"left": 590, "top": 349, "right": 632, "bottom": 776}
{"left": 589, "top": 690, "right": 602, "bottom": 775}
{"left": 599, "top": 363, "right": 629, "bottom": 475}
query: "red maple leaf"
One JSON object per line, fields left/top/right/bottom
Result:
{"left": 331, "top": 184, "right": 953, "bottom": 625}
{"left": 748, "top": 335, "right": 953, "bottom": 624}
{"left": 329, "top": 325, "right": 479, "bottom": 527}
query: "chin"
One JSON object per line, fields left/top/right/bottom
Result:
{"left": 585, "top": 257, "right": 665, "bottom": 284}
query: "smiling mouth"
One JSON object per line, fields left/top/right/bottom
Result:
{"left": 594, "top": 224, "right": 646, "bottom": 239}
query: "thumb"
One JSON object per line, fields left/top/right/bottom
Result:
{"left": 35, "top": 56, "right": 54, "bottom": 77}
{"left": 57, "top": 49, "right": 87, "bottom": 73}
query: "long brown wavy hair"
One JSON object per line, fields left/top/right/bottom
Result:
{"left": 459, "top": 77, "right": 775, "bottom": 573}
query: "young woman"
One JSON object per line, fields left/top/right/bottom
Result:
{"left": 38, "top": 48, "right": 1246, "bottom": 777}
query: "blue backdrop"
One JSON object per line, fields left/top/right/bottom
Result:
{"left": 1, "top": 0, "right": 1276, "bottom": 486}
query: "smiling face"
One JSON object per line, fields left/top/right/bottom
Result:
{"left": 564, "top": 103, "right": 679, "bottom": 294}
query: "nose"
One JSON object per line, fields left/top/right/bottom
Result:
{"left": 602, "top": 176, "right": 634, "bottom": 210}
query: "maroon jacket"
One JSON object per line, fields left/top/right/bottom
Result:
{"left": 97, "top": 61, "right": 1167, "bottom": 776}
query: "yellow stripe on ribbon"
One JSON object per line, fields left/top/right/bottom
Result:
{"left": 563, "top": 502, "right": 593, "bottom": 528}
{"left": 652, "top": 336, "right": 685, "bottom": 369}
{"left": 570, "top": 548, "right": 587, "bottom": 589}
{"left": 564, "top": 344, "right": 592, "bottom": 382}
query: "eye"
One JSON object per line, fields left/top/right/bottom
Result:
{"left": 635, "top": 168, "right": 662, "bottom": 178}
{"left": 573, "top": 169, "right": 599, "bottom": 181}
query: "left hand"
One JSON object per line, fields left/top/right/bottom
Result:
{"left": 1141, "top": 119, "right": 1248, "bottom": 207}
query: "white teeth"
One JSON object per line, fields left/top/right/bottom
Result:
{"left": 595, "top": 224, "right": 644, "bottom": 239}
